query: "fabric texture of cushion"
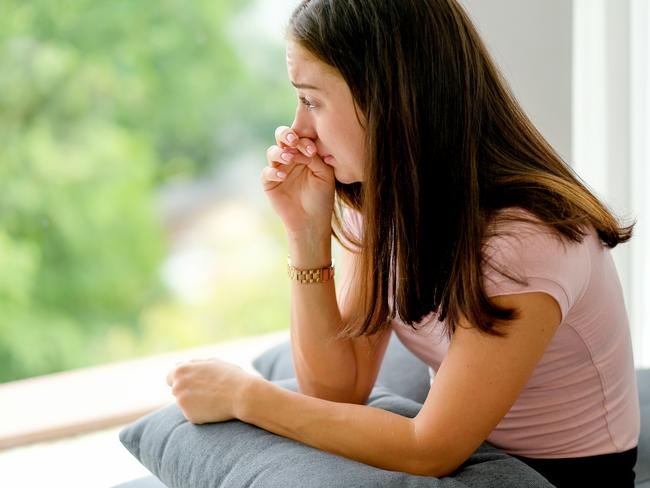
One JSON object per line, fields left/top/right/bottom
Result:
{"left": 251, "top": 339, "right": 650, "bottom": 487}
{"left": 119, "top": 378, "right": 554, "bottom": 488}
{"left": 119, "top": 330, "right": 650, "bottom": 488}
{"left": 252, "top": 332, "right": 432, "bottom": 404}
{"left": 636, "top": 369, "right": 650, "bottom": 486}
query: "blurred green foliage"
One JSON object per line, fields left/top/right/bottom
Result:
{"left": 0, "top": 0, "right": 296, "bottom": 382}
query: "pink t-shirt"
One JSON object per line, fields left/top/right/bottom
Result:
{"left": 344, "top": 207, "right": 640, "bottom": 458}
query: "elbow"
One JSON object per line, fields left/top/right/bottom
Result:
{"left": 408, "top": 458, "right": 465, "bottom": 478}
{"left": 407, "top": 437, "right": 472, "bottom": 478}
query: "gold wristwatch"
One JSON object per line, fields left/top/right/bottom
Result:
{"left": 287, "top": 257, "right": 335, "bottom": 284}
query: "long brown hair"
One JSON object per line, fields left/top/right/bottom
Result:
{"left": 288, "top": 0, "right": 633, "bottom": 339}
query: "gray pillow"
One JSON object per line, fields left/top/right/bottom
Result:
{"left": 637, "top": 369, "right": 650, "bottom": 485}
{"left": 119, "top": 378, "right": 553, "bottom": 488}
{"left": 252, "top": 332, "right": 432, "bottom": 404}
{"left": 251, "top": 339, "right": 650, "bottom": 486}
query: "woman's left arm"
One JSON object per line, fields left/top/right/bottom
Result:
{"left": 168, "top": 291, "right": 561, "bottom": 477}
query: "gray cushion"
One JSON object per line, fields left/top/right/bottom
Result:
{"left": 637, "top": 369, "right": 650, "bottom": 485}
{"left": 252, "top": 332, "right": 432, "bottom": 404}
{"left": 252, "top": 340, "right": 650, "bottom": 486}
{"left": 119, "top": 378, "right": 553, "bottom": 488}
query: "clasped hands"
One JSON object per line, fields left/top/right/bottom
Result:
{"left": 166, "top": 357, "right": 257, "bottom": 424}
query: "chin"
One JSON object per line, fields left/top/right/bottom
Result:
{"left": 334, "top": 173, "right": 361, "bottom": 184}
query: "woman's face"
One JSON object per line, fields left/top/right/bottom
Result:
{"left": 285, "top": 39, "right": 366, "bottom": 184}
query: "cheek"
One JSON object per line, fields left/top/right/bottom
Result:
{"left": 318, "top": 116, "right": 364, "bottom": 163}
{"left": 346, "top": 126, "right": 365, "bottom": 164}
{"left": 316, "top": 121, "right": 334, "bottom": 143}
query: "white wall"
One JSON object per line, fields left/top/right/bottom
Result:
{"left": 461, "top": 0, "right": 649, "bottom": 366}
{"left": 573, "top": 0, "right": 633, "bottom": 307}
{"left": 459, "top": 0, "right": 573, "bottom": 161}
{"left": 573, "top": 0, "right": 650, "bottom": 367}
{"left": 629, "top": 0, "right": 650, "bottom": 367}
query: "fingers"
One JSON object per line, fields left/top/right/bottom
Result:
{"left": 265, "top": 145, "right": 295, "bottom": 167}
{"left": 261, "top": 165, "right": 287, "bottom": 183}
{"left": 295, "top": 138, "right": 317, "bottom": 159}
{"left": 263, "top": 147, "right": 330, "bottom": 186}
{"left": 263, "top": 146, "right": 292, "bottom": 183}
{"left": 264, "top": 126, "right": 330, "bottom": 186}
{"left": 275, "top": 126, "right": 297, "bottom": 149}
{"left": 262, "top": 146, "right": 322, "bottom": 183}
{"left": 274, "top": 126, "right": 317, "bottom": 159}
{"left": 167, "top": 358, "right": 204, "bottom": 387}
{"left": 265, "top": 141, "right": 318, "bottom": 171}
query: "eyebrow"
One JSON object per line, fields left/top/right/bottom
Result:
{"left": 291, "top": 81, "right": 321, "bottom": 90}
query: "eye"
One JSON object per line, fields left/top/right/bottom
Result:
{"left": 299, "top": 96, "right": 317, "bottom": 112}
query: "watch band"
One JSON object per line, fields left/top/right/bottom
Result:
{"left": 287, "top": 257, "right": 335, "bottom": 284}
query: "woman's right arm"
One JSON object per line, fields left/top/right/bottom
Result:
{"left": 287, "top": 233, "right": 391, "bottom": 405}
{"left": 262, "top": 126, "right": 391, "bottom": 405}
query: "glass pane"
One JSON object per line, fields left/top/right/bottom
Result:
{"left": 0, "top": 0, "right": 298, "bottom": 382}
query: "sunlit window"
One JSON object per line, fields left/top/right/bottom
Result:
{"left": 0, "top": 0, "right": 297, "bottom": 384}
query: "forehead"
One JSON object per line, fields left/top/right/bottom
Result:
{"left": 285, "top": 40, "right": 339, "bottom": 89}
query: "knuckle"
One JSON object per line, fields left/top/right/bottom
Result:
{"left": 176, "top": 364, "right": 191, "bottom": 376}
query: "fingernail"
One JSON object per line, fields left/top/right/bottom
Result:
{"left": 277, "top": 171, "right": 286, "bottom": 178}
{"left": 306, "top": 145, "right": 314, "bottom": 155}
{"left": 281, "top": 152, "right": 293, "bottom": 162}
{"left": 286, "top": 133, "right": 297, "bottom": 143}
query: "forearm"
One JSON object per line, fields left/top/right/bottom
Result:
{"left": 287, "top": 232, "right": 359, "bottom": 402}
{"left": 239, "top": 377, "right": 441, "bottom": 477}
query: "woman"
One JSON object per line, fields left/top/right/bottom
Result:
{"left": 166, "top": 1, "right": 640, "bottom": 486}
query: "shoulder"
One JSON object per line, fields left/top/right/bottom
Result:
{"left": 481, "top": 207, "right": 593, "bottom": 321}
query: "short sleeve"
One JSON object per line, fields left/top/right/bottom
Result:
{"left": 481, "top": 215, "right": 592, "bottom": 322}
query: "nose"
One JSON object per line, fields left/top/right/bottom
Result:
{"left": 291, "top": 105, "right": 317, "bottom": 140}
